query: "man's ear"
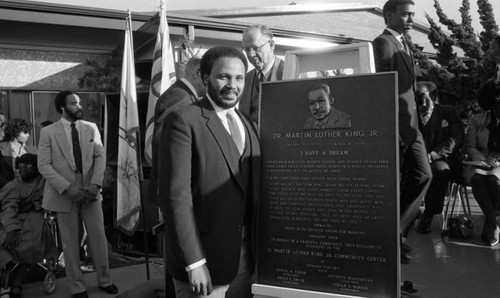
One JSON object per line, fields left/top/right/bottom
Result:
{"left": 269, "top": 39, "right": 276, "bottom": 52}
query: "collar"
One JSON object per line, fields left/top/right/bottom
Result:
{"left": 260, "top": 55, "right": 276, "bottom": 80}
{"left": 61, "top": 117, "right": 80, "bottom": 129}
{"left": 180, "top": 78, "right": 199, "bottom": 99}
{"left": 386, "top": 28, "right": 405, "bottom": 45}
{"left": 206, "top": 94, "right": 236, "bottom": 117}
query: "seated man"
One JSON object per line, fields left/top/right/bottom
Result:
{"left": 415, "top": 81, "right": 465, "bottom": 233}
{"left": 0, "top": 153, "right": 58, "bottom": 297}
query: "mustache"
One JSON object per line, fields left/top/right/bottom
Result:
{"left": 221, "top": 87, "right": 239, "bottom": 96}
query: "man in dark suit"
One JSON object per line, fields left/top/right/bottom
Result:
{"left": 159, "top": 47, "right": 260, "bottom": 298}
{"left": 149, "top": 56, "right": 205, "bottom": 207}
{"left": 38, "top": 91, "right": 117, "bottom": 297}
{"left": 415, "top": 81, "right": 464, "bottom": 233}
{"left": 240, "top": 25, "right": 284, "bottom": 124}
{"left": 372, "top": 0, "right": 432, "bottom": 263}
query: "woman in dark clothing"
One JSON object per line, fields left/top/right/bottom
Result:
{"left": 464, "top": 36, "right": 500, "bottom": 246}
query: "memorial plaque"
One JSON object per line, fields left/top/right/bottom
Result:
{"left": 257, "top": 73, "right": 399, "bottom": 298}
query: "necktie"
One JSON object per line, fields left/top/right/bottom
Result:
{"left": 255, "top": 72, "right": 265, "bottom": 90}
{"left": 71, "top": 122, "right": 83, "bottom": 173}
{"left": 227, "top": 111, "right": 244, "bottom": 155}
{"left": 401, "top": 36, "right": 411, "bottom": 55}
{"left": 316, "top": 121, "right": 325, "bottom": 129}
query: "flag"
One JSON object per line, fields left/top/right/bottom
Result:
{"left": 116, "top": 12, "right": 141, "bottom": 233}
{"left": 144, "top": 0, "right": 176, "bottom": 165}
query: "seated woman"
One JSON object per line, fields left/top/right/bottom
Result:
{"left": 0, "top": 154, "right": 58, "bottom": 298}
{"left": 464, "top": 36, "right": 500, "bottom": 246}
{"left": 0, "top": 118, "right": 35, "bottom": 190}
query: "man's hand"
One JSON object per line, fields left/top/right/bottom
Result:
{"left": 3, "top": 230, "right": 21, "bottom": 250}
{"left": 83, "top": 184, "right": 100, "bottom": 202}
{"left": 64, "top": 185, "right": 89, "bottom": 204}
{"left": 188, "top": 264, "right": 213, "bottom": 296}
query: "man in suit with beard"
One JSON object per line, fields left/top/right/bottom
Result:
{"left": 372, "top": 0, "right": 432, "bottom": 264}
{"left": 159, "top": 47, "right": 260, "bottom": 298}
{"left": 240, "top": 25, "right": 284, "bottom": 124}
{"left": 38, "top": 91, "right": 117, "bottom": 297}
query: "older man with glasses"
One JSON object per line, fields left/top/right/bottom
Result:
{"left": 240, "top": 25, "right": 284, "bottom": 124}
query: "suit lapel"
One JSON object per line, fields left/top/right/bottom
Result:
{"left": 200, "top": 98, "right": 245, "bottom": 191}
{"left": 385, "top": 32, "right": 415, "bottom": 80}
{"left": 54, "top": 120, "right": 74, "bottom": 168}
{"left": 80, "top": 123, "right": 92, "bottom": 174}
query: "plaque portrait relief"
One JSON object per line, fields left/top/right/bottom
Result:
{"left": 303, "top": 83, "right": 352, "bottom": 130}
{"left": 257, "top": 73, "right": 399, "bottom": 298}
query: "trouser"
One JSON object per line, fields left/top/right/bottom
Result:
{"left": 56, "top": 174, "right": 112, "bottom": 294}
{"left": 400, "top": 131, "right": 433, "bottom": 233}
{"left": 423, "top": 157, "right": 462, "bottom": 215}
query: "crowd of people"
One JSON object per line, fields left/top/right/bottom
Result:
{"left": 1, "top": 0, "right": 500, "bottom": 297}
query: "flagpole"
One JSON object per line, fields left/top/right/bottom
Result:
{"left": 128, "top": 10, "right": 151, "bottom": 280}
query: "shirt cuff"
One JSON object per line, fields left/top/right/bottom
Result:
{"left": 185, "top": 259, "right": 206, "bottom": 272}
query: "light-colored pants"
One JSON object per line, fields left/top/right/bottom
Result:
{"left": 56, "top": 174, "right": 112, "bottom": 294}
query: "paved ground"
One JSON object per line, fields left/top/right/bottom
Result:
{"left": 20, "top": 257, "right": 165, "bottom": 298}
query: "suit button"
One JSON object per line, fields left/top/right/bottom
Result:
{"left": 237, "top": 226, "right": 242, "bottom": 232}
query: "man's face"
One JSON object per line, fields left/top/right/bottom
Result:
{"left": 63, "top": 94, "right": 83, "bottom": 121}
{"left": 416, "top": 85, "right": 434, "bottom": 115}
{"left": 308, "top": 88, "right": 333, "bottom": 121}
{"left": 386, "top": 4, "right": 415, "bottom": 34}
{"left": 242, "top": 29, "right": 275, "bottom": 71}
{"left": 18, "top": 162, "right": 38, "bottom": 182}
{"left": 205, "top": 57, "right": 246, "bottom": 109}
{"left": 488, "top": 40, "right": 500, "bottom": 63}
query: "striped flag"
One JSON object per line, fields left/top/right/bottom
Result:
{"left": 116, "top": 12, "right": 141, "bottom": 233}
{"left": 144, "top": 0, "right": 176, "bottom": 165}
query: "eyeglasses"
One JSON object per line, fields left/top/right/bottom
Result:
{"left": 243, "top": 40, "right": 272, "bottom": 55}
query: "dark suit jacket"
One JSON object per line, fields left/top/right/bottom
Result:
{"left": 239, "top": 57, "right": 284, "bottom": 123}
{"left": 373, "top": 30, "right": 418, "bottom": 146}
{"left": 149, "top": 79, "right": 199, "bottom": 207}
{"left": 158, "top": 97, "right": 261, "bottom": 285}
{"left": 422, "top": 104, "right": 464, "bottom": 161}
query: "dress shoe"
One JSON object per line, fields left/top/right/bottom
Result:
{"left": 73, "top": 291, "right": 88, "bottom": 298}
{"left": 485, "top": 225, "right": 500, "bottom": 247}
{"left": 417, "top": 213, "right": 433, "bottom": 234}
{"left": 99, "top": 284, "right": 119, "bottom": 294}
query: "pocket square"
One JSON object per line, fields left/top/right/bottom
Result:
{"left": 441, "top": 120, "right": 449, "bottom": 128}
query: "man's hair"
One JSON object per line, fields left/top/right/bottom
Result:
{"left": 15, "top": 153, "right": 37, "bottom": 170}
{"left": 184, "top": 56, "right": 202, "bottom": 78}
{"left": 416, "top": 81, "right": 438, "bottom": 101}
{"left": 200, "top": 47, "right": 248, "bottom": 79}
{"left": 55, "top": 90, "right": 77, "bottom": 114}
{"left": 382, "top": 0, "right": 415, "bottom": 24}
{"left": 308, "top": 83, "right": 333, "bottom": 101}
{"left": 4, "top": 118, "right": 32, "bottom": 142}
{"left": 243, "top": 25, "right": 274, "bottom": 40}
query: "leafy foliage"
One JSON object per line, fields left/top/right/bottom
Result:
{"left": 77, "top": 55, "right": 121, "bottom": 92}
{"left": 412, "top": 0, "right": 498, "bottom": 117}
